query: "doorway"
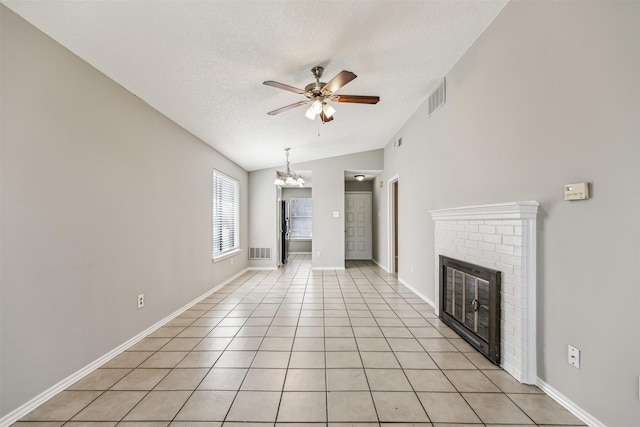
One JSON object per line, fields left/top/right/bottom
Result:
{"left": 276, "top": 171, "right": 312, "bottom": 267}
{"left": 280, "top": 187, "right": 313, "bottom": 264}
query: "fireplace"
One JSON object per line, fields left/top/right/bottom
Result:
{"left": 430, "top": 201, "right": 539, "bottom": 383}
{"left": 440, "top": 255, "right": 501, "bottom": 364}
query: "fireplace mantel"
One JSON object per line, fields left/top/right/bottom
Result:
{"left": 430, "top": 201, "right": 539, "bottom": 220}
{"left": 430, "top": 201, "right": 539, "bottom": 384}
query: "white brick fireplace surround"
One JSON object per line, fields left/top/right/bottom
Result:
{"left": 430, "top": 201, "right": 539, "bottom": 384}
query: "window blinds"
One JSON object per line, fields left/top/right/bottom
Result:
{"left": 213, "top": 170, "right": 239, "bottom": 258}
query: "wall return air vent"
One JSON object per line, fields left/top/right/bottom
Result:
{"left": 428, "top": 78, "right": 446, "bottom": 116}
{"left": 249, "top": 247, "right": 272, "bottom": 260}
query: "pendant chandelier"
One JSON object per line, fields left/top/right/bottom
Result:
{"left": 274, "top": 148, "right": 305, "bottom": 187}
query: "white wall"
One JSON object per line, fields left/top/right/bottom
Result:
{"left": 250, "top": 150, "right": 383, "bottom": 270}
{"left": 0, "top": 7, "right": 249, "bottom": 417}
{"left": 373, "top": 1, "right": 640, "bottom": 425}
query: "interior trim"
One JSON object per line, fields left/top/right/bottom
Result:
{"left": 536, "top": 377, "right": 605, "bottom": 427}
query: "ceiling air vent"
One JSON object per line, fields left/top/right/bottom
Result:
{"left": 249, "top": 247, "right": 272, "bottom": 260}
{"left": 428, "top": 78, "right": 446, "bottom": 117}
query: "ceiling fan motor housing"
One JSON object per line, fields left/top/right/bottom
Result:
{"left": 305, "top": 66, "right": 327, "bottom": 99}
{"left": 305, "top": 81, "right": 327, "bottom": 99}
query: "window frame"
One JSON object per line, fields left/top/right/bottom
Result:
{"left": 289, "top": 197, "right": 312, "bottom": 240}
{"left": 212, "top": 169, "right": 240, "bottom": 261}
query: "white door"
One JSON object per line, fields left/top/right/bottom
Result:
{"left": 345, "top": 192, "right": 372, "bottom": 260}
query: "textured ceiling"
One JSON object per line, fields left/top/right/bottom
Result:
{"left": 2, "top": 0, "right": 508, "bottom": 171}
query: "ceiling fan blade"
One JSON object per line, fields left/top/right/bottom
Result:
{"left": 267, "top": 100, "right": 308, "bottom": 115}
{"left": 333, "top": 95, "right": 380, "bottom": 104}
{"left": 321, "top": 70, "right": 357, "bottom": 95}
{"left": 320, "top": 111, "right": 334, "bottom": 123}
{"left": 263, "top": 80, "right": 305, "bottom": 95}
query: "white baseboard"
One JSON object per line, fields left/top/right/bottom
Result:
{"left": 536, "top": 378, "right": 606, "bottom": 427}
{"left": 397, "top": 276, "right": 436, "bottom": 308}
{"left": 371, "top": 258, "right": 389, "bottom": 273}
{"left": 0, "top": 268, "right": 249, "bottom": 427}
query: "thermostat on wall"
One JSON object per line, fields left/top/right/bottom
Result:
{"left": 564, "top": 182, "right": 590, "bottom": 201}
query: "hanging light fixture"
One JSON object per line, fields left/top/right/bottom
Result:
{"left": 274, "top": 148, "right": 305, "bottom": 187}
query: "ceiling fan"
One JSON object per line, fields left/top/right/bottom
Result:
{"left": 264, "top": 66, "right": 380, "bottom": 123}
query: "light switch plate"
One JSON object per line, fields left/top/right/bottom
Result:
{"left": 564, "top": 182, "right": 589, "bottom": 201}
{"left": 333, "top": 211, "right": 340, "bottom": 218}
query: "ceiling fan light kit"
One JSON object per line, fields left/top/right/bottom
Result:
{"left": 322, "top": 103, "right": 335, "bottom": 118}
{"left": 304, "top": 107, "right": 317, "bottom": 121}
{"left": 309, "top": 99, "right": 323, "bottom": 115}
{"left": 264, "top": 66, "right": 380, "bottom": 123}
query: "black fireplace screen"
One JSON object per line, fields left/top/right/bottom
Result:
{"left": 439, "top": 256, "right": 501, "bottom": 365}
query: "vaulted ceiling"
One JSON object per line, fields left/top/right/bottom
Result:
{"left": 2, "top": 0, "right": 508, "bottom": 171}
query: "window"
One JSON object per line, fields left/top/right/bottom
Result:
{"left": 290, "top": 197, "right": 312, "bottom": 239}
{"left": 213, "top": 170, "right": 239, "bottom": 259}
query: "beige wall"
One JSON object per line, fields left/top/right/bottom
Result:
{"left": 373, "top": 1, "right": 640, "bottom": 425}
{"left": 0, "top": 7, "right": 248, "bottom": 416}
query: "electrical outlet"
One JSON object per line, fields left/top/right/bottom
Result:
{"left": 317, "top": 251, "right": 321, "bottom": 257}
{"left": 568, "top": 344, "right": 580, "bottom": 368}
{"left": 410, "top": 264, "right": 414, "bottom": 273}
{"left": 137, "top": 294, "right": 144, "bottom": 309}
{"left": 230, "top": 258, "right": 234, "bottom": 265}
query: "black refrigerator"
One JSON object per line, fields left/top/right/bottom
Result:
{"left": 280, "top": 200, "right": 289, "bottom": 264}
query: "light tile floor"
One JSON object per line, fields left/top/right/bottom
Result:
{"left": 14, "top": 255, "right": 585, "bottom": 427}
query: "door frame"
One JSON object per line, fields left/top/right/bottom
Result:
{"left": 387, "top": 174, "right": 399, "bottom": 274}
{"left": 275, "top": 185, "right": 283, "bottom": 268}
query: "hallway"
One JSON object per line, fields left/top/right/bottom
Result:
{"left": 15, "top": 255, "right": 583, "bottom": 426}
